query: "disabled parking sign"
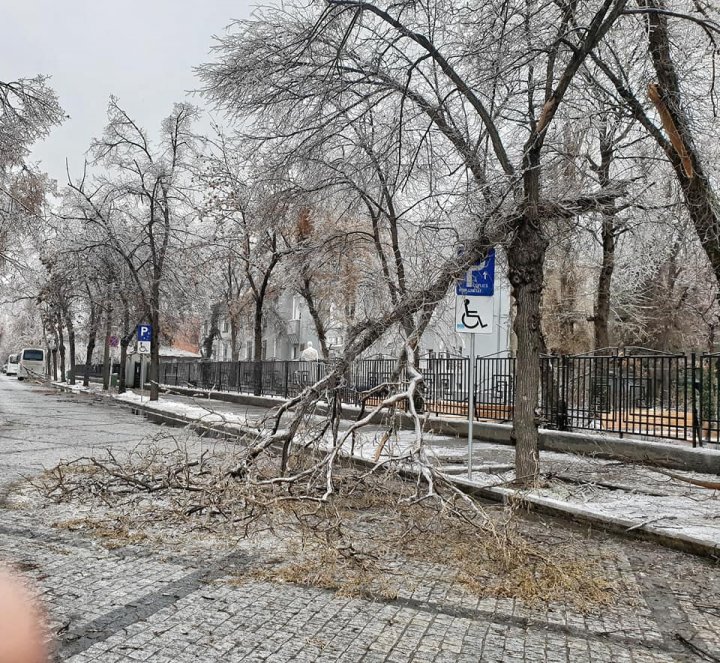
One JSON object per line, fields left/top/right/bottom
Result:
{"left": 455, "top": 296, "right": 493, "bottom": 334}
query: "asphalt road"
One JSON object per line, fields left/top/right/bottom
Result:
{"left": 0, "top": 375, "right": 195, "bottom": 493}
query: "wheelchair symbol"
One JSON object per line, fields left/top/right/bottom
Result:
{"left": 461, "top": 298, "right": 488, "bottom": 330}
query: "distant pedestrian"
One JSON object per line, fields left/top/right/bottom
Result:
{"left": 300, "top": 342, "right": 319, "bottom": 362}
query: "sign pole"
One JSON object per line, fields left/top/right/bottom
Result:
{"left": 468, "top": 334, "right": 475, "bottom": 480}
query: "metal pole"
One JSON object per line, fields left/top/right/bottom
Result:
{"left": 468, "top": 334, "right": 475, "bottom": 480}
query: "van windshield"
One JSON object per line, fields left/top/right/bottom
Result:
{"left": 22, "top": 350, "right": 44, "bottom": 362}
{"left": 8, "top": 355, "right": 18, "bottom": 363}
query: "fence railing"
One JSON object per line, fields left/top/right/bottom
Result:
{"left": 158, "top": 351, "right": 720, "bottom": 447}
{"left": 74, "top": 363, "right": 121, "bottom": 379}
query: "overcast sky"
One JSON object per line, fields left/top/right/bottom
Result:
{"left": 3, "top": 0, "right": 252, "bottom": 183}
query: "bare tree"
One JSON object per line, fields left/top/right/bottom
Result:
{"left": 65, "top": 98, "right": 197, "bottom": 400}
{"left": 199, "top": 0, "right": 632, "bottom": 484}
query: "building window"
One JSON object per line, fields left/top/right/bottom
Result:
{"left": 222, "top": 320, "right": 229, "bottom": 333}
{"left": 262, "top": 340, "right": 267, "bottom": 360}
{"left": 246, "top": 343, "right": 253, "bottom": 360}
{"left": 291, "top": 296, "right": 301, "bottom": 321}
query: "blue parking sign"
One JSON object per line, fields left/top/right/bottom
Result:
{"left": 137, "top": 324, "right": 153, "bottom": 342}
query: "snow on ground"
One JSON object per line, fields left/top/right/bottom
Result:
{"left": 115, "top": 389, "right": 258, "bottom": 429}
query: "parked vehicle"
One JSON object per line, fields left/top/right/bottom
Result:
{"left": 17, "top": 348, "right": 45, "bottom": 380}
{"left": 6, "top": 354, "right": 19, "bottom": 376}
{"left": 1, "top": 362, "right": 6, "bottom": 374}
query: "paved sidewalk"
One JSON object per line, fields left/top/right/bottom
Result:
{"left": 3, "top": 497, "right": 720, "bottom": 662}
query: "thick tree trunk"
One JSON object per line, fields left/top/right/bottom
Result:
{"left": 507, "top": 218, "right": 548, "bottom": 485}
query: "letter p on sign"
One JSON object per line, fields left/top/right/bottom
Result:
{"left": 137, "top": 325, "right": 153, "bottom": 342}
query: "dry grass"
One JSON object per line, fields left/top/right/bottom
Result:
{"left": 53, "top": 516, "right": 147, "bottom": 549}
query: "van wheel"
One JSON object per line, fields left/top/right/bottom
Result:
{"left": 17, "top": 377, "right": 23, "bottom": 381}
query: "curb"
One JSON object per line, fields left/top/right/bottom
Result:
{"left": 52, "top": 383, "right": 720, "bottom": 561}
{"left": 157, "top": 385, "right": 720, "bottom": 474}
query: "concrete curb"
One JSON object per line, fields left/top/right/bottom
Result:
{"left": 51, "top": 383, "right": 720, "bottom": 560}
{"left": 158, "top": 384, "right": 720, "bottom": 474}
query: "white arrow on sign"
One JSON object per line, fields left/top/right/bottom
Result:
{"left": 455, "top": 296, "right": 494, "bottom": 334}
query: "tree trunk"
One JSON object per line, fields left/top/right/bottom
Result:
{"left": 594, "top": 214, "right": 615, "bottom": 351}
{"left": 594, "top": 131, "right": 617, "bottom": 352}
{"left": 230, "top": 314, "right": 240, "bottom": 361}
{"left": 64, "top": 309, "right": 76, "bottom": 385}
{"left": 102, "top": 301, "right": 113, "bottom": 391}
{"left": 118, "top": 301, "right": 131, "bottom": 394}
{"left": 84, "top": 303, "right": 98, "bottom": 388}
{"left": 253, "top": 301, "right": 263, "bottom": 396}
{"left": 203, "top": 302, "right": 221, "bottom": 359}
{"left": 57, "top": 315, "right": 66, "bottom": 383}
{"left": 149, "top": 306, "right": 160, "bottom": 401}
{"left": 507, "top": 217, "right": 548, "bottom": 485}
{"left": 299, "top": 278, "right": 329, "bottom": 359}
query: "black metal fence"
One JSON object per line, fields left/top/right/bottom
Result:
{"left": 159, "top": 350, "right": 720, "bottom": 446}
{"left": 73, "top": 363, "right": 121, "bottom": 379}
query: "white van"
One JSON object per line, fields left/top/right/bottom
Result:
{"left": 6, "top": 354, "right": 19, "bottom": 376}
{"left": 17, "top": 348, "right": 46, "bottom": 380}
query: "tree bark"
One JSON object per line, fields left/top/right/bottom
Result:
{"left": 84, "top": 300, "right": 98, "bottom": 388}
{"left": 507, "top": 217, "right": 548, "bottom": 485}
{"left": 57, "top": 315, "right": 66, "bottom": 383}
{"left": 253, "top": 302, "right": 263, "bottom": 395}
{"left": 203, "top": 303, "right": 222, "bottom": 359}
{"left": 102, "top": 299, "right": 113, "bottom": 391}
{"left": 299, "top": 277, "right": 329, "bottom": 359}
{"left": 149, "top": 305, "right": 160, "bottom": 401}
{"left": 594, "top": 129, "right": 617, "bottom": 352}
{"left": 230, "top": 314, "right": 240, "bottom": 361}
{"left": 64, "top": 308, "right": 76, "bottom": 385}
{"left": 118, "top": 297, "right": 131, "bottom": 394}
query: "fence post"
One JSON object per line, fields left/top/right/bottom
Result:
{"left": 284, "top": 361, "right": 289, "bottom": 398}
{"left": 618, "top": 356, "right": 624, "bottom": 438}
{"left": 691, "top": 353, "right": 701, "bottom": 448}
{"left": 558, "top": 355, "right": 569, "bottom": 431}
